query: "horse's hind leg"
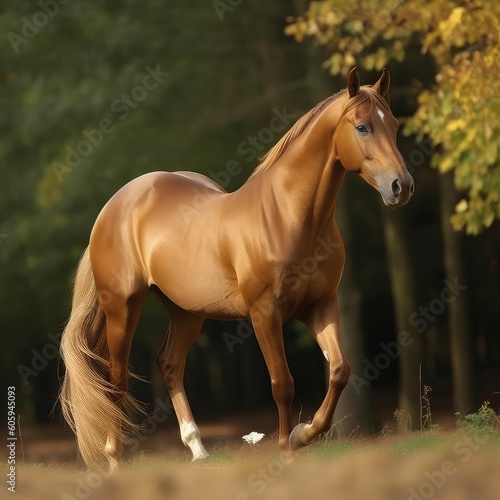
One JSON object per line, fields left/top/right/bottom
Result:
{"left": 101, "top": 289, "right": 148, "bottom": 470}
{"left": 154, "top": 293, "right": 208, "bottom": 461}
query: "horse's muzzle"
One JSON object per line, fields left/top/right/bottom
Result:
{"left": 383, "top": 175, "right": 414, "bottom": 206}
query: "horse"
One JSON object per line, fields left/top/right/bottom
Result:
{"left": 59, "top": 67, "right": 414, "bottom": 470}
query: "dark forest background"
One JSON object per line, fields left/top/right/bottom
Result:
{"left": 1, "top": 0, "right": 499, "bottom": 435}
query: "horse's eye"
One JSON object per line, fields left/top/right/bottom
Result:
{"left": 356, "top": 124, "right": 370, "bottom": 135}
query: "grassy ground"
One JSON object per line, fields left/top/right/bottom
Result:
{"left": 8, "top": 403, "right": 500, "bottom": 499}
{"left": 12, "top": 431, "right": 500, "bottom": 500}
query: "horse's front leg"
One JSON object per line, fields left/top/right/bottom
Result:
{"left": 250, "top": 307, "right": 294, "bottom": 459}
{"left": 290, "top": 293, "right": 351, "bottom": 450}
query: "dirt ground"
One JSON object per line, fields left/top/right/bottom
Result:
{"left": 8, "top": 412, "right": 500, "bottom": 500}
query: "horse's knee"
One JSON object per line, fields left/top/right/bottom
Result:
{"left": 329, "top": 361, "right": 351, "bottom": 389}
{"left": 271, "top": 374, "right": 295, "bottom": 405}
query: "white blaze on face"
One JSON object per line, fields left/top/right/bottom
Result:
{"left": 323, "top": 350, "right": 330, "bottom": 362}
{"left": 377, "top": 106, "right": 385, "bottom": 122}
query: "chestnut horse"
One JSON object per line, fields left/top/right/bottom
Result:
{"left": 59, "top": 68, "right": 413, "bottom": 470}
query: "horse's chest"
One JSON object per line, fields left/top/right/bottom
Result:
{"left": 276, "top": 235, "right": 345, "bottom": 311}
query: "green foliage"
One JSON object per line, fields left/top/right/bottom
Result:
{"left": 457, "top": 401, "right": 500, "bottom": 435}
{"left": 286, "top": 0, "right": 500, "bottom": 234}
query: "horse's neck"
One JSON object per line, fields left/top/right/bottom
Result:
{"left": 259, "top": 105, "right": 346, "bottom": 237}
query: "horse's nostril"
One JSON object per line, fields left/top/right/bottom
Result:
{"left": 409, "top": 180, "right": 415, "bottom": 195}
{"left": 391, "top": 178, "right": 402, "bottom": 197}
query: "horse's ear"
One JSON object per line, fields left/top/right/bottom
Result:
{"left": 373, "top": 68, "right": 390, "bottom": 97}
{"left": 347, "top": 67, "right": 360, "bottom": 98}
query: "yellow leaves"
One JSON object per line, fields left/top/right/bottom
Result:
{"left": 484, "top": 141, "right": 499, "bottom": 166}
{"left": 445, "top": 5, "right": 464, "bottom": 28}
{"left": 439, "top": 156, "right": 454, "bottom": 173}
{"left": 284, "top": 19, "right": 309, "bottom": 43}
{"left": 463, "top": 126, "right": 478, "bottom": 148}
{"left": 325, "top": 52, "right": 343, "bottom": 74}
{"left": 483, "top": 48, "right": 499, "bottom": 70}
{"left": 452, "top": 195, "right": 498, "bottom": 235}
{"left": 446, "top": 119, "right": 466, "bottom": 133}
{"left": 344, "top": 52, "right": 357, "bottom": 67}
{"left": 346, "top": 19, "right": 364, "bottom": 34}
{"left": 483, "top": 211, "right": 495, "bottom": 229}
{"left": 364, "top": 47, "right": 389, "bottom": 71}
{"left": 437, "top": 6, "right": 465, "bottom": 45}
{"left": 285, "top": 0, "right": 500, "bottom": 234}
{"left": 455, "top": 199, "right": 468, "bottom": 214}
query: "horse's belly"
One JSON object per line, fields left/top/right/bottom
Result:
{"left": 146, "top": 227, "right": 248, "bottom": 319}
{"left": 152, "top": 261, "right": 248, "bottom": 319}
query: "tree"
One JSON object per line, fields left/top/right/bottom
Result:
{"left": 382, "top": 209, "right": 422, "bottom": 428}
{"left": 440, "top": 172, "right": 475, "bottom": 413}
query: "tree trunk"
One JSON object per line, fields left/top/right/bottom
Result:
{"left": 334, "top": 184, "right": 376, "bottom": 435}
{"left": 382, "top": 208, "right": 422, "bottom": 430}
{"left": 440, "top": 172, "right": 475, "bottom": 413}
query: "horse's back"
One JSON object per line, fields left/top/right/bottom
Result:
{"left": 93, "top": 170, "right": 226, "bottom": 229}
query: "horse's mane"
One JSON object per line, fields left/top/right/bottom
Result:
{"left": 250, "top": 87, "right": 391, "bottom": 178}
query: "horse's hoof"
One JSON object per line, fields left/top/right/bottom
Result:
{"left": 191, "top": 451, "right": 210, "bottom": 463}
{"left": 289, "top": 423, "right": 309, "bottom": 451}
{"left": 282, "top": 448, "right": 295, "bottom": 465}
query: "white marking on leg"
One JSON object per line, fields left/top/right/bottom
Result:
{"left": 377, "top": 106, "right": 385, "bottom": 122}
{"left": 105, "top": 435, "right": 121, "bottom": 472}
{"left": 180, "top": 419, "right": 209, "bottom": 461}
{"left": 323, "top": 350, "right": 330, "bottom": 362}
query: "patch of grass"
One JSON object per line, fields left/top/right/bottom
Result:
{"left": 124, "top": 452, "right": 187, "bottom": 470}
{"left": 304, "top": 440, "right": 355, "bottom": 460}
{"left": 388, "top": 432, "right": 446, "bottom": 455}
{"left": 202, "top": 448, "right": 237, "bottom": 468}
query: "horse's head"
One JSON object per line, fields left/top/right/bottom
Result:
{"left": 335, "top": 68, "right": 414, "bottom": 206}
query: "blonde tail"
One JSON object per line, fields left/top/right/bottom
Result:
{"left": 59, "top": 247, "right": 139, "bottom": 469}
